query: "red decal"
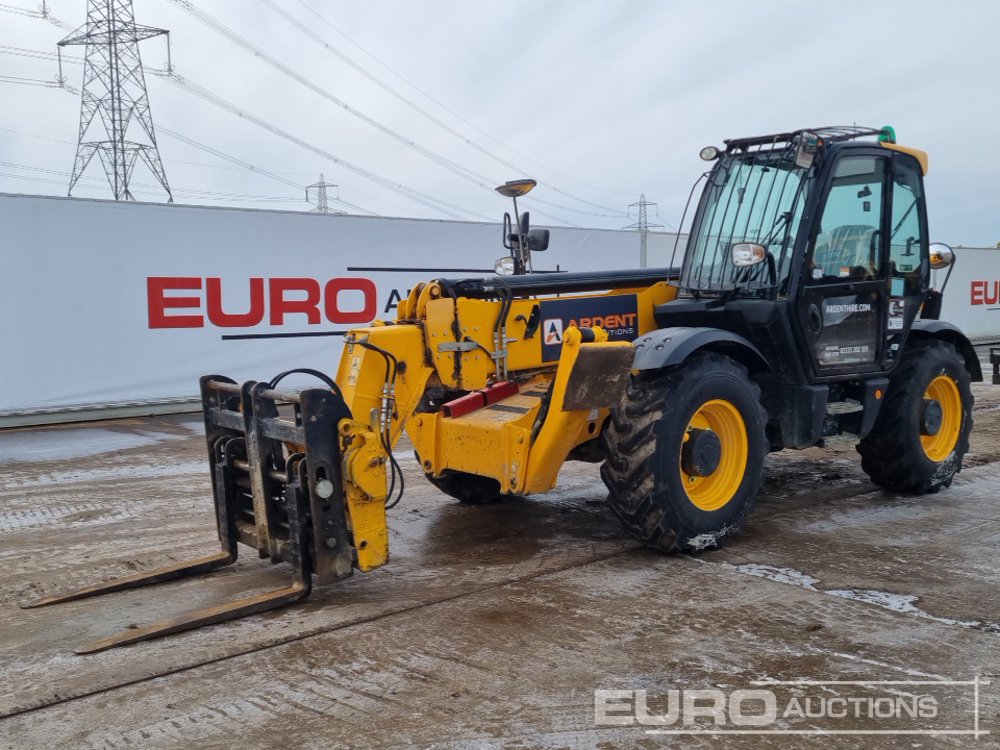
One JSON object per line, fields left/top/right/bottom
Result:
{"left": 269, "top": 278, "right": 322, "bottom": 326}
{"left": 206, "top": 277, "right": 265, "bottom": 327}
{"left": 972, "top": 280, "right": 1000, "bottom": 306}
{"left": 324, "top": 278, "right": 377, "bottom": 324}
{"left": 971, "top": 280, "right": 985, "bottom": 306}
{"left": 147, "top": 277, "right": 203, "bottom": 329}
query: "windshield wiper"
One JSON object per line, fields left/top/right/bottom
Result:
{"left": 762, "top": 210, "right": 793, "bottom": 247}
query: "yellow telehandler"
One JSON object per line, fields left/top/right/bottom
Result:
{"left": 25, "top": 126, "right": 987, "bottom": 653}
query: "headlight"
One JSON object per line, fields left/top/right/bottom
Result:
{"left": 494, "top": 256, "right": 515, "bottom": 275}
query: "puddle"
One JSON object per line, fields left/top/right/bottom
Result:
{"left": 721, "top": 562, "right": 1000, "bottom": 636}
{"left": 0, "top": 428, "right": 187, "bottom": 465}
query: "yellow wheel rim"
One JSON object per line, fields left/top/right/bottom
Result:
{"left": 680, "top": 399, "right": 749, "bottom": 511}
{"left": 921, "top": 375, "right": 962, "bottom": 462}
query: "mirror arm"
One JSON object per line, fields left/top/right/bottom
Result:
{"left": 511, "top": 195, "right": 531, "bottom": 274}
{"left": 939, "top": 253, "right": 957, "bottom": 295}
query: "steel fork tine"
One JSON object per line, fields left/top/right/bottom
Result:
{"left": 74, "top": 580, "right": 310, "bottom": 654}
{"left": 20, "top": 550, "right": 237, "bottom": 609}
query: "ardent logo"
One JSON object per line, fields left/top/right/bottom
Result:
{"left": 538, "top": 294, "right": 640, "bottom": 361}
{"left": 567, "top": 312, "right": 638, "bottom": 332}
{"left": 543, "top": 318, "right": 563, "bottom": 345}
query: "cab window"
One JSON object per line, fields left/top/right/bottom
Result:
{"left": 808, "top": 155, "right": 887, "bottom": 283}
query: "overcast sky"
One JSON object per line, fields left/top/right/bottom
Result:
{"left": 1, "top": 0, "right": 998, "bottom": 245}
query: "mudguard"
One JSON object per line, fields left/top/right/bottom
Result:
{"left": 632, "top": 326, "right": 770, "bottom": 373}
{"left": 909, "top": 320, "right": 983, "bottom": 381}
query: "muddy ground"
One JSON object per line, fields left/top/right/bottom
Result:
{"left": 1, "top": 351, "right": 998, "bottom": 749}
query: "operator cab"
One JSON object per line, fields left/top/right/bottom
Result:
{"left": 659, "top": 126, "right": 955, "bottom": 384}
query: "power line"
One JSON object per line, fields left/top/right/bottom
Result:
{"left": 0, "top": 2, "right": 40, "bottom": 18}
{"left": 148, "top": 129, "right": 417, "bottom": 217}
{"left": 155, "top": 130, "right": 303, "bottom": 193}
{"left": 0, "top": 121, "right": 373, "bottom": 213}
{"left": 0, "top": 125, "right": 74, "bottom": 144}
{"left": 16, "top": 5, "right": 534, "bottom": 220}
{"left": 164, "top": 1, "right": 582, "bottom": 227}
{"left": 262, "top": 0, "right": 629, "bottom": 216}
{"left": 6, "top": 13, "right": 588, "bottom": 226}
{"left": 167, "top": 1, "right": 495, "bottom": 188}
{"left": 0, "top": 74, "right": 60, "bottom": 87}
{"left": 0, "top": 161, "right": 302, "bottom": 202}
{"left": 154, "top": 69, "right": 488, "bottom": 220}
{"left": 293, "top": 0, "right": 637, "bottom": 201}
{"left": 0, "top": 34, "right": 485, "bottom": 219}
{"left": 0, "top": 43, "right": 79, "bottom": 62}
{"left": 11, "top": 9, "right": 562, "bottom": 223}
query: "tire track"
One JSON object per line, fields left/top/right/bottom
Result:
{"left": 0, "top": 546, "right": 636, "bottom": 722}
{"left": 0, "top": 502, "right": 145, "bottom": 534}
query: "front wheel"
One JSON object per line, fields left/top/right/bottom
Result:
{"left": 858, "top": 340, "right": 973, "bottom": 493}
{"left": 601, "top": 353, "right": 768, "bottom": 552}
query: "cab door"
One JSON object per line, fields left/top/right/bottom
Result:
{"left": 796, "top": 151, "right": 889, "bottom": 378}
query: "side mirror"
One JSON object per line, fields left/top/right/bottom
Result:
{"left": 526, "top": 228, "right": 549, "bottom": 252}
{"left": 519, "top": 211, "right": 530, "bottom": 235}
{"left": 731, "top": 242, "right": 766, "bottom": 267}
{"left": 929, "top": 243, "right": 954, "bottom": 270}
{"left": 494, "top": 256, "right": 515, "bottom": 275}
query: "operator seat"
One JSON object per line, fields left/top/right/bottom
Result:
{"left": 812, "top": 224, "right": 878, "bottom": 279}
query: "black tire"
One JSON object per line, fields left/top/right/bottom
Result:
{"left": 425, "top": 470, "right": 505, "bottom": 505}
{"left": 600, "top": 352, "right": 768, "bottom": 552}
{"left": 857, "top": 340, "right": 973, "bottom": 493}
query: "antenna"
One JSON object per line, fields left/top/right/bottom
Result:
{"left": 306, "top": 174, "right": 339, "bottom": 214}
{"left": 58, "top": 0, "right": 172, "bottom": 202}
{"left": 624, "top": 194, "right": 664, "bottom": 268}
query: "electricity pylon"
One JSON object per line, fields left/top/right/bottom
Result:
{"left": 306, "top": 174, "right": 339, "bottom": 213}
{"left": 59, "top": 0, "right": 172, "bottom": 201}
{"left": 624, "top": 194, "right": 664, "bottom": 268}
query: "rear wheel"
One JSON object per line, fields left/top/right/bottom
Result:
{"left": 601, "top": 353, "right": 768, "bottom": 552}
{"left": 858, "top": 340, "right": 973, "bottom": 493}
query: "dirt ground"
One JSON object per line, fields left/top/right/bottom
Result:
{"left": 1, "top": 350, "right": 998, "bottom": 749}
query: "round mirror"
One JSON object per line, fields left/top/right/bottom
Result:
{"left": 929, "top": 243, "right": 955, "bottom": 270}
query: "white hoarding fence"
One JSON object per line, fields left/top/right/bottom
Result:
{"left": 0, "top": 194, "right": 680, "bottom": 423}
{"left": 935, "top": 247, "right": 1000, "bottom": 340}
{"left": 3, "top": 192, "right": 996, "bottom": 427}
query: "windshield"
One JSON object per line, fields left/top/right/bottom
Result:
{"left": 681, "top": 147, "right": 810, "bottom": 294}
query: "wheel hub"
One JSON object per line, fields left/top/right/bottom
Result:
{"left": 920, "top": 399, "right": 943, "bottom": 436}
{"left": 682, "top": 428, "right": 722, "bottom": 477}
